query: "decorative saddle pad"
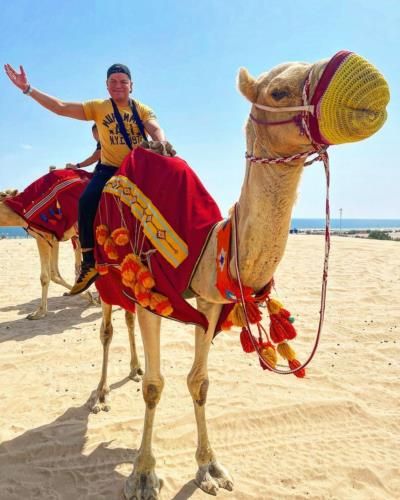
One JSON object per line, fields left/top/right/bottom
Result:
{"left": 4, "top": 169, "right": 92, "bottom": 240}
{"left": 94, "top": 147, "right": 223, "bottom": 330}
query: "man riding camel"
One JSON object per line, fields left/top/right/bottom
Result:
{"left": 4, "top": 62, "right": 171, "bottom": 294}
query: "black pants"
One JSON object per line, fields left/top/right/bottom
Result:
{"left": 78, "top": 164, "right": 117, "bottom": 254}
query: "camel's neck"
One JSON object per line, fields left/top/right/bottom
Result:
{"left": 232, "top": 127, "right": 304, "bottom": 291}
{"left": 0, "top": 201, "right": 26, "bottom": 227}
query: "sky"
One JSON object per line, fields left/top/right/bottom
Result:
{"left": 0, "top": 0, "right": 399, "bottom": 219}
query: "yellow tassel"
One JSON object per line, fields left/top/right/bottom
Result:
{"left": 232, "top": 304, "right": 246, "bottom": 327}
{"left": 260, "top": 345, "right": 277, "bottom": 368}
{"left": 277, "top": 342, "right": 297, "bottom": 361}
{"left": 267, "top": 298, "right": 283, "bottom": 315}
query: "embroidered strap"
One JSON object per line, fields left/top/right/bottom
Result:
{"left": 216, "top": 219, "right": 253, "bottom": 301}
{"left": 110, "top": 98, "right": 148, "bottom": 150}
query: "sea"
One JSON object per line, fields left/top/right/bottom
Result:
{"left": 290, "top": 219, "right": 400, "bottom": 231}
{"left": 1, "top": 219, "right": 400, "bottom": 239}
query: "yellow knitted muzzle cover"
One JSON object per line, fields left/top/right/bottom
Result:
{"left": 310, "top": 51, "right": 390, "bottom": 145}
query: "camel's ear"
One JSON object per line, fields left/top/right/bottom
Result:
{"left": 238, "top": 67, "right": 257, "bottom": 103}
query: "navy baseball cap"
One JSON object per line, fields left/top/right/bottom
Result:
{"left": 107, "top": 63, "right": 131, "bottom": 80}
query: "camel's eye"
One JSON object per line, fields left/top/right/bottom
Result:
{"left": 271, "top": 89, "right": 289, "bottom": 101}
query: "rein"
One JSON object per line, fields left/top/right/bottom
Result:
{"left": 234, "top": 147, "right": 331, "bottom": 375}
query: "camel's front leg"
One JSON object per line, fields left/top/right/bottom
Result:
{"left": 125, "top": 310, "right": 143, "bottom": 382}
{"left": 90, "top": 300, "right": 113, "bottom": 413}
{"left": 27, "top": 237, "right": 52, "bottom": 319}
{"left": 124, "top": 306, "right": 164, "bottom": 500}
{"left": 188, "top": 298, "right": 233, "bottom": 495}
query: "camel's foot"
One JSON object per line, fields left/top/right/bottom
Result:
{"left": 84, "top": 290, "right": 100, "bottom": 305}
{"left": 89, "top": 386, "right": 110, "bottom": 413}
{"left": 26, "top": 309, "right": 47, "bottom": 320}
{"left": 129, "top": 367, "right": 144, "bottom": 382}
{"left": 62, "top": 290, "right": 99, "bottom": 305}
{"left": 124, "top": 470, "right": 163, "bottom": 500}
{"left": 195, "top": 461, "right": 233, "bottom": 496}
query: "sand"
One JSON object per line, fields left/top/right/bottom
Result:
{"left": 0, "top": 235, "right": 399, "bottom": 500}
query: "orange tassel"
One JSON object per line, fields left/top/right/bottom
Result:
{"left": 121, "top": 254, "right": 141, "bottom": 283}
{"left": 111, "top": 227, "right": 130, "bottom": 246}
{"left": 134, "top": 282, "right": 151, "bottom": 307}
{"left": 96, "top": 224, "right": 110, "bottom": 245}
{"left": 137, "top": 266, "right": 155, "bottom": 289}
{"left": 96, "top": 263, "right": 109, "bottom": 276}
{"left": 150, "top": 292, "right": 173, "bottom": 316}
{"left": 104, "top": 237, "right": 119, "bottom": 260}
{"left": 122, "top": 275, "right": 135, "bottom": 289}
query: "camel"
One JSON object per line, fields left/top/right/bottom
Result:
{"left": 88, "top": 51, "right": 389, "bottom": 498}
{"left": 0, "top": 189, "right": 97, "bottom": 319}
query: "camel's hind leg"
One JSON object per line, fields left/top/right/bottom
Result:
{"left": 124, "top": 306, "right": 164, "bottom": 500}
{"left": 90, "top": 300, "right": 114, "bottom": 413}
{"left": 188, "top": 298, "right": 233, "bottom": 495}
{"left": 50, "top": 240, "right": 72, "bottom": 290}
{"left": 27, "top": 236, "right": 52, "bottom": 320}
{"left": 126, "top": 309, "right": 143, "bottom": 382}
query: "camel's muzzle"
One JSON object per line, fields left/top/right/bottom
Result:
{"left": 310, "top": 50, "right": 390, "bottom": 145}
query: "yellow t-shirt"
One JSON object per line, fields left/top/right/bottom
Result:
{"left": 82, "top": 99, "right": 157, "bottom": 167}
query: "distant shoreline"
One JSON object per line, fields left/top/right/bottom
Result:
{"left": 291, "top": 228, "right": 400, "bottom": 240}
{"left": 1, "top": 220, "right": 400, "bottom": 240}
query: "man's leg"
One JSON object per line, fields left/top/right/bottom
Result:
{"left": 70, "top": 166, "right": 115, "bottom": 295}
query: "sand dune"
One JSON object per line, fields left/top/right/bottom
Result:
{"left": 0, "top": 235, "right": 399, "bottom": 499}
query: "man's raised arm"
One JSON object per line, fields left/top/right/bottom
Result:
{"left": 4, "top": 64, "right": 86, "bottom": 120}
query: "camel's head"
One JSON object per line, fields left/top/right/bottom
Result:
{"left": 0, "top": 189, "right": 18, "bottom": 201}
{"left": 239, "top": 51, "right": 389, "bottom": 155}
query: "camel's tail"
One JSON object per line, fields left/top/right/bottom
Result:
{"left": 0, "top": 189, "right": 19, "bottom": 200}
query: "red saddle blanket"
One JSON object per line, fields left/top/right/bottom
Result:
{"left": 94, "top": 147, "right": 225, "bottom": 331}
{"left": 4, "top": 169, "right": 92, "bottom": 240}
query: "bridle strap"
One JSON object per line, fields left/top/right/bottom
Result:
{"left": 253, "top": 102, "right": 315, "bottom": 114}
{"left": 245, "top": 148, "right": 327, "bottom": 166}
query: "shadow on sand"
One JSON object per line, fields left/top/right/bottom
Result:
{"left": 0, "top": 391, "right": 137, "bottom": 499}
{"left": 0, "top": 295, "right": 102, "bottom": 343}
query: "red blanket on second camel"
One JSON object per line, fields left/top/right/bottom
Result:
{"left": 4, "top": 169, "right": 92, "bottom": 240}
{"left": 94, "top": 147, "right": 224, "bottom": 331}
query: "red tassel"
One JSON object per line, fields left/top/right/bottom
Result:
{"left": 269, "top": 316, "right": 287, "bottom": 343}
{"left": 221, "top": 319, "right": 234, "bottom": 330}
{"left": 246, "top": 302, "right": 262, "bottom": 324}
{"left": 269, "top": 314, "right": 297, "bottom": 343}
{"left": 240, "top": 327, "right": 257, "bottom": 353}
{"left": 279, "top": 308, "right": 291, "bottom": 319}
{"left": 288, "top": 359, "right": 306, "bottom": 378}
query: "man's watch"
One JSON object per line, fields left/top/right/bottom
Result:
{"left": 23, "top": 85, "right": 33, "bottom": 95}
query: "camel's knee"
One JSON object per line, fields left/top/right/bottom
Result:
{"left": 125, "top": 310, "right": 135, "bottom": 330}
{"left": 100, "top": 321, "right": 113, "bottom": 345}
{"left": 187, "top": 374, "right": 209, "bottom": 406}
{"left": 40, "top": 274, "right": 50, "bottom": 288}
{"left": 142, "top": 378, "right": 164, "bottom": 409}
